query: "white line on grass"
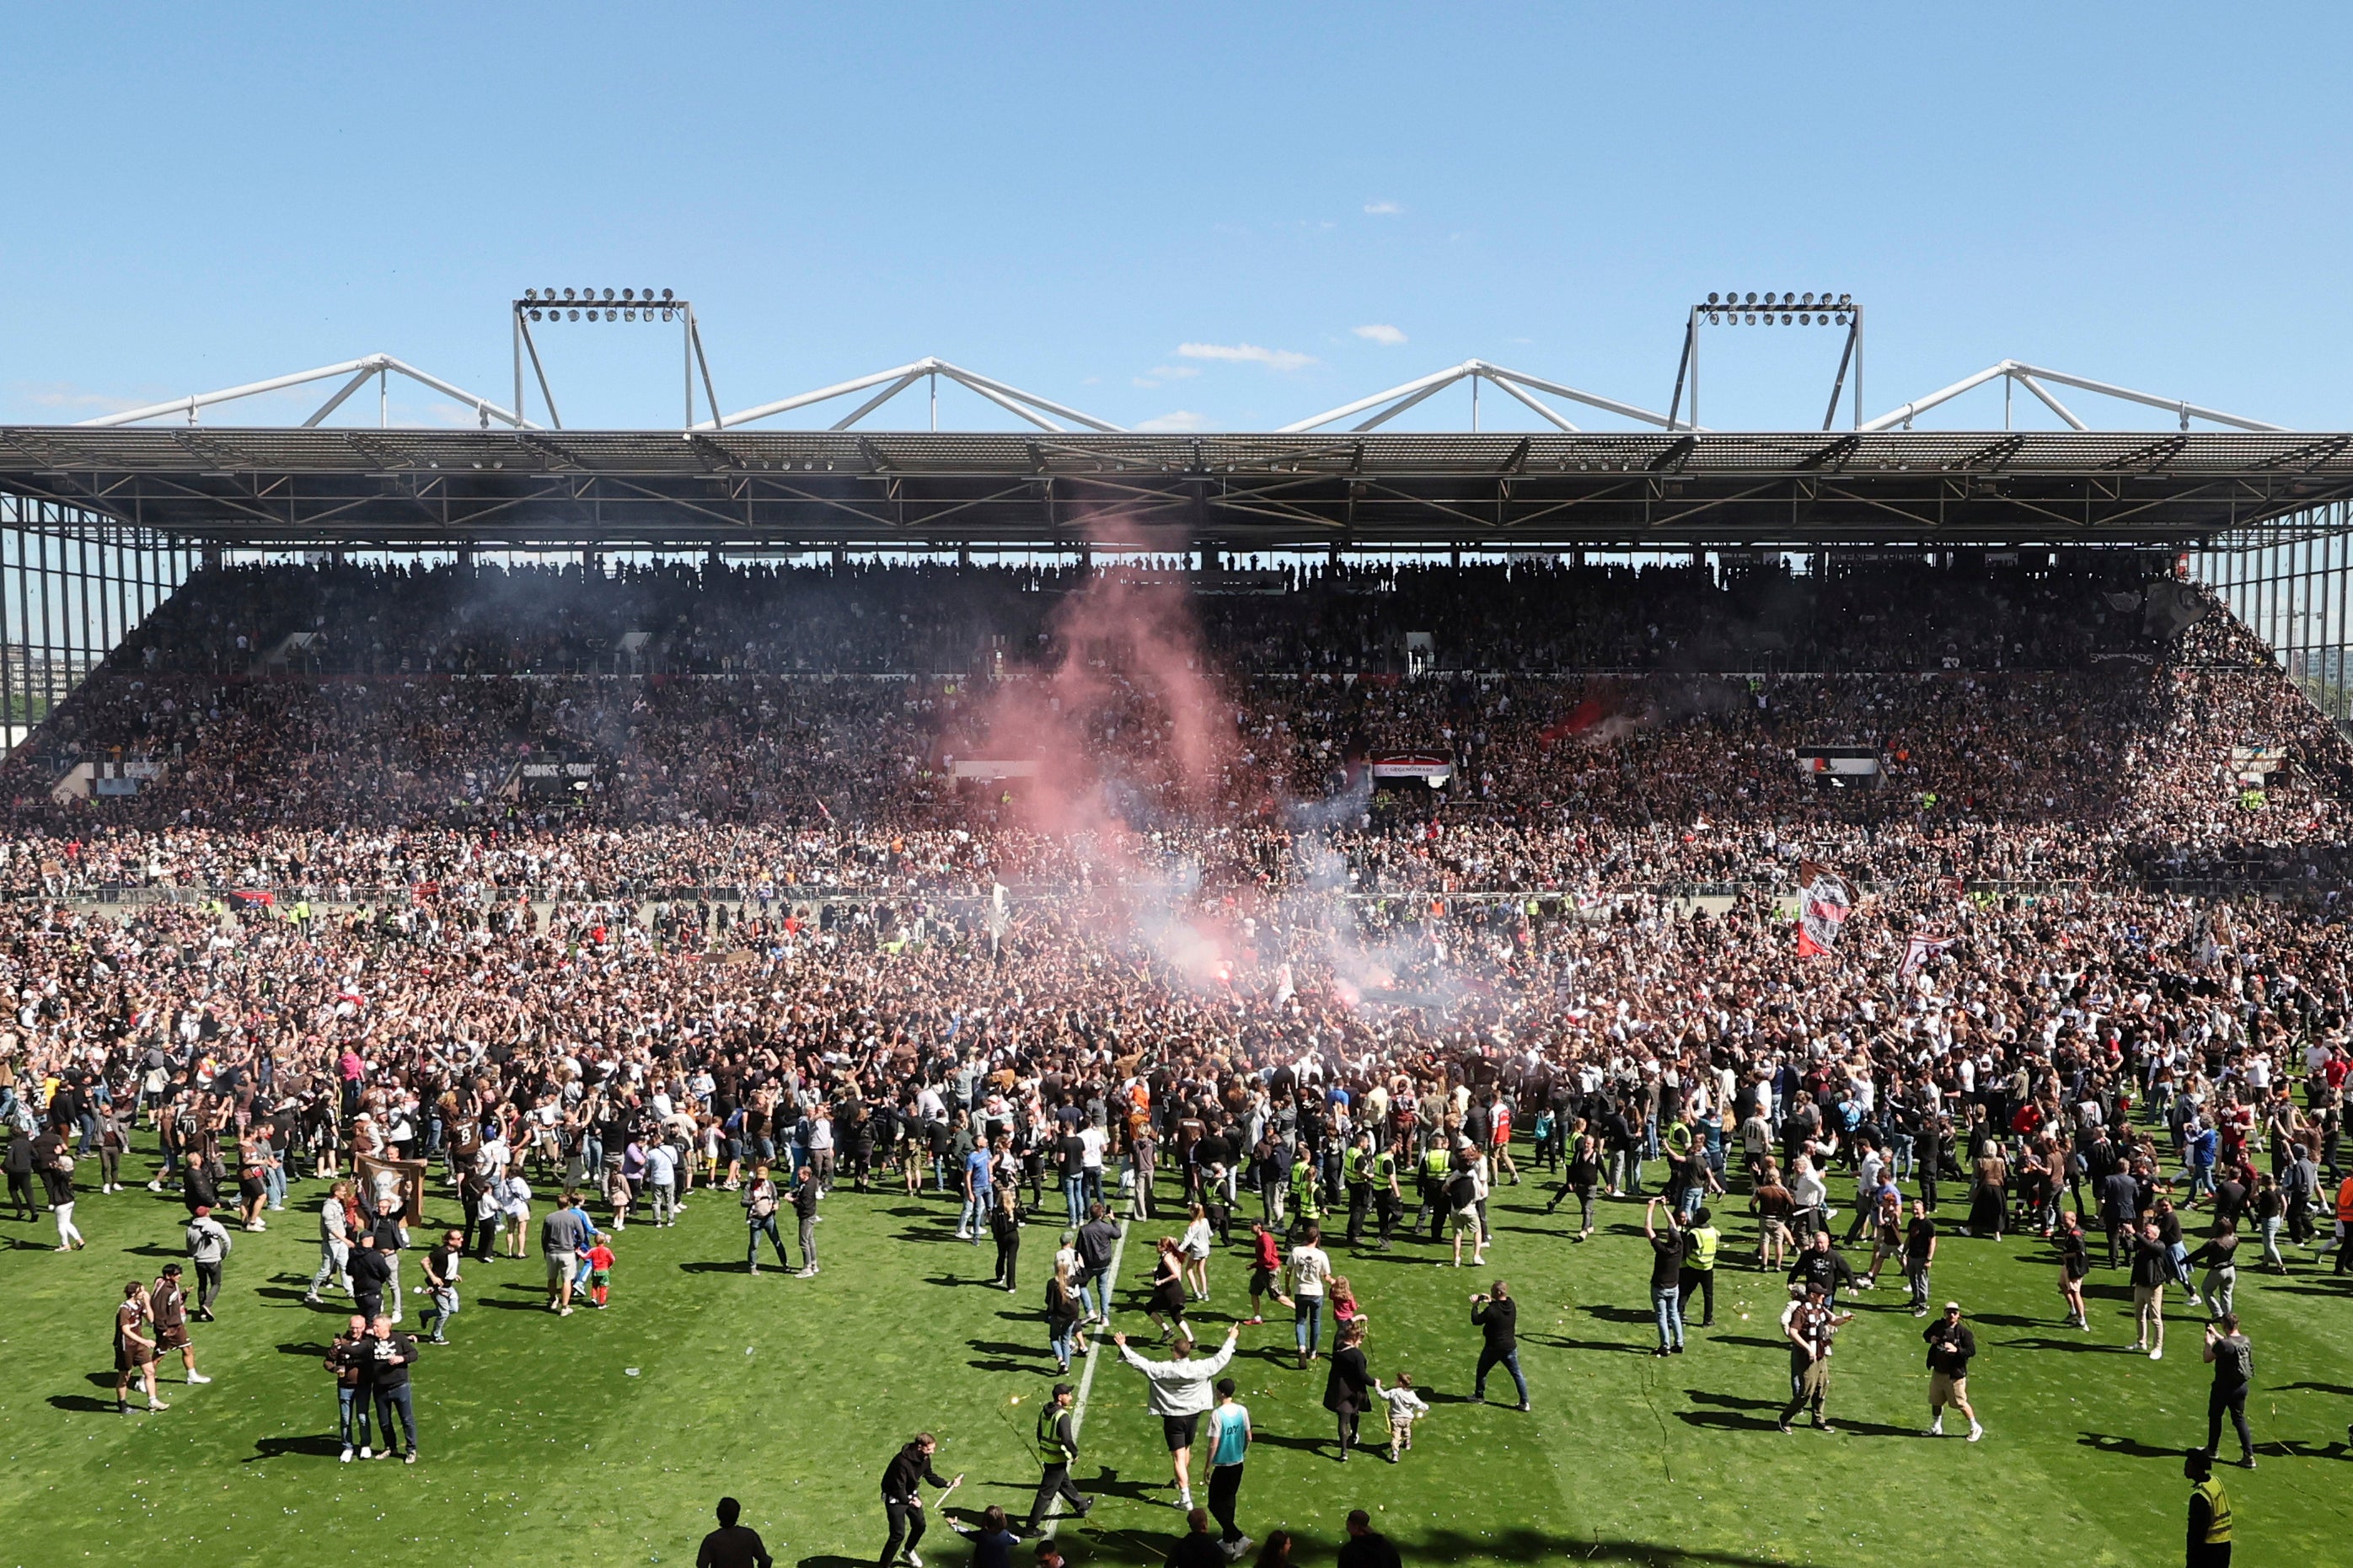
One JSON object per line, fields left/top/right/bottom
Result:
{"left": 1043, "top": 1217, "right": 1128, "bottom": 1540}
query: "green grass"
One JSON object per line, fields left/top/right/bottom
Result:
{"left": 3, "top": 1145, "right": 2349, "bottom": 1568}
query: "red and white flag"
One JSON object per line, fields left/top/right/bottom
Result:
{"left": 1899, "top": 934, "right": 1955, "bottom": 980}
{"left": 1795, "top": 861, "right": 1852, "bottom": 958}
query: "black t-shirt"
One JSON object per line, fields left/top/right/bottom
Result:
{"left": 2210, "top": 1332, "right": 2253, "bottom": 1390}
{"left": 367, "top": 1331, "right": 418, "bottom": 1389}
{"left": 1649, "top": 1229, "right": 1687, "bottom": 1288}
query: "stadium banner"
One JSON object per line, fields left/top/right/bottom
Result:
{"left": 1900, "top": 933, "right": 1955, "bottom": 979}
{"left": 1794, "top": 746, "right": 1881, "bottom": 778}
{"left": 1368, "top": 752, "right": 1453, "bottom": 783}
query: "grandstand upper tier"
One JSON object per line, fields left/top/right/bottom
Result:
{"left": 4, "top": 554, "right": 2350, "bottom": 897}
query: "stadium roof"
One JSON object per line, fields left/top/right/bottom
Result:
{"left": 4, "top": 425, "right": 2350, "bottom": 552}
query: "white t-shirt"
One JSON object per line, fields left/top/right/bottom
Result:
{"left": 1287, "top": 1244, "right": 1331, "bottom": 1298}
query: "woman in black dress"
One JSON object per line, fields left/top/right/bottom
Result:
{"left": 1322, "top": 1319, "right": 1371, "bottom": 1460}
{"left": 1145, "top": 1236, "right": 1191, "bottom": 1343}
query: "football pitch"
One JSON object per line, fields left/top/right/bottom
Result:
{"left": 3, "top": 1149, "right": 2348, "bottom": 1568}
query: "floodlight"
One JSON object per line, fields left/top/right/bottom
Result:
{"left": 1707, "top": 292, "right": 1720, "bottom": 304}
{"left": 523, "top": 288, "right": 538, "bottom": 301}
{"left": 568, "top": 308, "right": 581, "bottom": 320}
{"left": 563, "top": 287, "right": 576, "bottom": 300}
{"left": 661, "top": 308, "right": 673, "bottom": 322}
{"left": 1707, "top": 313, "right": 1722, "bottom": 325}
{"left": 621, "top": 287, "right": 635, "bottom": 300}
{"left": 662, "top": 288, "right": 674, "bottom": 301}
{"left": 1745, "top": 292, "right": 1756, "bottom": 304}
{"left": 1800, "top": 292, "right": 1814, "bottom": 306}
{"left": 1799, "top": 313, "right": 1811, "bottom": 325}
{"left": 529, "top": 308, "right": 543, "bottom": 321}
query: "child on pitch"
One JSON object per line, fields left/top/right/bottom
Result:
{"left": 1375, "top": 1370, "right": 1428, "bottom": 1464}
{"left": 584, "top": 1234, "right": 617, "bottom": 1308}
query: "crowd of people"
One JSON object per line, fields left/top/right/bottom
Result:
{"left": 3, "top": 549, "right": 2350, "bottom": 1562}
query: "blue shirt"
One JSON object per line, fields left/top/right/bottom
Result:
{"left": 965, "top": 1148, "right": 994, "bottom": 1193}
{"left": 1209, "top": 1401, "right": 1251, "bottom": 1466}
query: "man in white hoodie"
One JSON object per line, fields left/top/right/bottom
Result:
{"left": 1113, "top": 1325, "right": 1239, "bottom": 1513}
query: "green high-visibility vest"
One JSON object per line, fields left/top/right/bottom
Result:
{"left": 1037, "top": 1404, "right": 1073, "bottom": 1465}
{"left": 1422, "top": 1148, "right": 1452, "bottom": 1180}
{"left": 1687, "top": 1224, "right": 1720, "bottom": 1271}
{"left": 1343, "top": 1147, "right": 1369, "bottom": 1186}
{"left": 1290, "top": 1159, "right": 1321, "bottom": 1214}
{"left": 1373, "top": 1151, "right": 1397, "bottom": 1186}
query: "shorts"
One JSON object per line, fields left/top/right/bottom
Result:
{"left": 588, "top": 1270, "right": 611, "bottom": 1287}
{"left": 155, "top": 1324, "right": 190, "bottom": 1351}
{"left": 239, "top": 1177, "right": 265, "bottom": 1201}
{"left": 1161, "top": 1412, "right": 1201, "bottom": 1451}
{"left": 115, "top": 1342, "right": 155, "bottom": 1372}
{"left": 1450, "top": 1208, "right": 1482, "bottom": 1238}
{"left": 546, "top": 1250, "right": 578, "bottom": 1286}
{"left": 1929, "top": 1371, "right": 1968, "bottom": 1405}
{"left": 1249, "top": 1267, "right": 1276, "bottom": 1297}
{"left": 1762, "top": 1218, "right": 1793, "bottom": 1244}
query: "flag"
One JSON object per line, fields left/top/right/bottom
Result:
{"left": 812, "top": 792, "right": 834, "bottom": 823}
{"left": 1900, "top": 934, "right": 1954, "bottom": 980}
{"left": 1795, "top": 861, "right": 1852, "bottom": 958}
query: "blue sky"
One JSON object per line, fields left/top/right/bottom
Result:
{"left": 4, "top": 3, "right": 2350, "bottom": 434}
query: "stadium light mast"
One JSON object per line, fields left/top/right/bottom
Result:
{"left": 1665, "top": 292, "right": 1860, "bottom": 432}
{"left": 512, "top": 287, "right": 720, "bottom": 430}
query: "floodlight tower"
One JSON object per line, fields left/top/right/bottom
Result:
{"left": 512, "top": 287, "right": 720, "bottom": 430}
{"left": 1666, "top": 292, "right": 1861, "bottom": 432}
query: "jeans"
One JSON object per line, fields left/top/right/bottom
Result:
{"left": 1080, "top": 1266, "right": 1108, "bottom": 1321}
{"left": 1474, "top": 1346, "right": 1529, "bottom": 1405}
{"left": 799, "top": 1214, "right": 817, "bottom": 1271}
{"left": 2206, "top": 1383, "right": 2254, "bottom": 1460}
{"left": 1051, "top": 1319, "right": 1077, "bottom": 1367}
{"left": 424, "top": 1287, "right": 459, "bottom": 1338}
{"left": 1207, "top": 1461, "right": 1246, "bottom": 1542}
{"left": 264, "top": 1162, "right": 288, "bottom": 1208}
{"left": 337, "top": 1385, "right": 371, "bottom": 1449}
{"left": 649, "top": 1179, "right": 676, "bottom": 1225}
{"left": 2202, "top": 1266, "right": 2235, "bottom": 1319}
{"left": 1063, "top": 1176, "right": 1087, "bottom": 1231}
{"left": 311, "top": 1239, "right": 351, "bottom": 1296}
{"left": 1294, "top": 1294, "right": 1325, "bottom": 1357}
{"left": 748, "top": 1215, "right": 790, "bottom": 1267}
{"left": 373, "top": 1383, "right": 417, "bottom": 1453}
{"left": 1907, "top": 1265, "right": 1931, "bottom": 1314}
{"left": 960, "top": 1191, "right": 989, "bottom": 1237}
{"left": 2259, "top": 1216, "right": 2286, "bottom": 1269}
{"left": 882, "top": 1499, "right": 928, "bottom": 1566}
{"left": 1650, "top": 1284, "right": 1685, "bottom": 1349}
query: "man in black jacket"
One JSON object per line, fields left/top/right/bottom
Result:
{"left": 879, "top": 1433, "right": 960, "bottom": 1568}
{"left": 1787, "top": 1229, "right": 1860, "bottom": 1307}
{"left": 1075, "top": 1205, "right": 1120, "bottom": 1325}
{"left": 1471, "top": 1280, "right": 1529, "bottom": 1410}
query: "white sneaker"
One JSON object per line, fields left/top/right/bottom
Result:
{"left": 359, "top": 1446, "right": 373, "bottom": 1459}
{"left": 2148, "top": 1346, "right": 2163, "bottom": 1360}
{"left": 340, "top": 1446, "right": 354, "bottom": 1463}
{"left": 186, "top": 1373, "right": 212, "bottom": 1384}
{"left": 907, "top": 1552, "right": 923, "bottom": 1568}
{"left": 1179, "top": 1490, "right": 1194, "bottom": 1511}
{"left": 1928, "top": 1419, "right": 1943, "bottom": 1437}
{"left": 1967, "top": 1423, "right": 1983, "bottom": 1442}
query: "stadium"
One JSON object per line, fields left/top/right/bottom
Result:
{"left": 7, "top": 14, "right": 2353, "bottom": 1568}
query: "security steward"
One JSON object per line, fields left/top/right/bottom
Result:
{"left": 1417, "top": 1140, "right": 1454, "bottom": 1241}
{"left": 1025, "top": 1380, "right": 1091, "bottom": 1535}
{"left": 2184, "top": 1448, "right": 2232, "bottom": 1568}
{"left": 1342, "top": 1132, "right": 1376, "bottom": 1246}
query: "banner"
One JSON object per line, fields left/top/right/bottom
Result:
{"left": 1900, "top": 934, "right": 1954, "bottom": 980}
{"left": 1796, "top": 861, "right": 1852, "bottom": 958}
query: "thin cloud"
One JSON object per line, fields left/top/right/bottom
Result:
{"left": 13, "top": 382, "right": 155, "bottom": 415}
{"left": 1352, "top": 324, "right": 1408, "bottom": 347}
{"left": 1135, "top": 410, "right": 1213, "bottom": 432}
{"left": 1364, "top": 200, "right": 1403, "bottom": 216}
{"left": 1176, "top": 342, "right": 1317, "bottom": 372}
